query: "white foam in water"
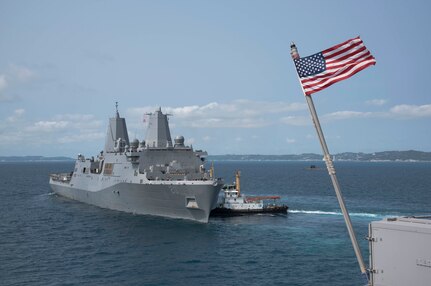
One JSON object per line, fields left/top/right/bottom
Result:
{"left": 39, "top": 192, "right": 56, "bottom": 196}
{"left": 289, "top": 209, "right": 380, "bottom": 218}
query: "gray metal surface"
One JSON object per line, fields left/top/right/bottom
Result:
{"left": 104, "top": 106, "right": 130, "bottom": 153}
{"left": 50, "top": 179, "right": 220, "bottom": 222}
{"left": 145, "top": 107, "right": 173, "bottom": 148}
{"left": 369, "top": 217, "right": 431, "bottom": 286}
{"left": 50, "top": 106, "right": 223, "bottom": 223}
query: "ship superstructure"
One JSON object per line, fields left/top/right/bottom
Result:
{"left": 50, "top": 105, "right": 223, "bottom": 223}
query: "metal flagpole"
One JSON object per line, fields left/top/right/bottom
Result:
{"left": 290, "top": 43, "right": 368, "bottom": 279}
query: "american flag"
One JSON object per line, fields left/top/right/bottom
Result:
{"left": 293, "top": 37, "right": 376, "bottom": 95}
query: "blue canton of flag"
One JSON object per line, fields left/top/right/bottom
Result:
{"left": 291, "top": 37, "right": 376, "bottom": 95}
{"left": 294, "top": 53, "right": 326, "bottom": 78}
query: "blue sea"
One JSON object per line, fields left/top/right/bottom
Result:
{"left": 1, "top": 161, "right": 430, "bottom": 286}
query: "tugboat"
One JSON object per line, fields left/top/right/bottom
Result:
{"left": 210, "top": 171, "right": 288, "bottom": 217}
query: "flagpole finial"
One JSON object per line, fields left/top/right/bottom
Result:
{"left": 290, "top": 42, "right": 300, "bottom": 60}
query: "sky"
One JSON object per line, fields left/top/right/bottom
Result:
{"left": 1, "top": 0, "right": 431, "bottom": 157}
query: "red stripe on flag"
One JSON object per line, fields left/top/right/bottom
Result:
{"left": 326, "top": 46, "right": 367, "bottom": 64}
{"left": 321, "top": 36, "right": 361, "bottom": 55}
{"left": 295, "top": 37, "right": 376, "bottom": 96}
{"left": 300, "top": 54, "right": 375, "bottom": 85}
{"left": 301, "top": 60, "right": 376, "bottom": 95}
{"left": 324, "top": 40, "right": 364, "bottom": 60}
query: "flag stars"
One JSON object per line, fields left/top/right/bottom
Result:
{"left": 294, "top": 52, "right": 326, "bottom": 78}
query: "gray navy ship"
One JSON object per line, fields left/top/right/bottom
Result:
{"left": 49, "top": 104, "right": 223, "bottom": 223}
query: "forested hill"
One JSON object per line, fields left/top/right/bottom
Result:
{"left": 2, "top": 150, "right": 431, "bottom": 162}
{"left": 0, "top": 156, "right": 74, "bottom": 162}
{"left": 207, "top": 150, "right": 431, "bottom": 162}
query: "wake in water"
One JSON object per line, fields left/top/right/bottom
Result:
{"left": 39, "top": 192, "right": 56, "bottom": 196}
{"left": 288, "top": 209, "right": 394, "bottom": 218}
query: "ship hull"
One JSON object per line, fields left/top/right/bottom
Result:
{"left": 50, "top": 180, "right": 222, "bottom": 223}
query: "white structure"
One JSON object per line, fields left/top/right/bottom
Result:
{"left": 368, "top": 216, "right": 431, "bottom": 286}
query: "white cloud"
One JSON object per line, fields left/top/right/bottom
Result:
{"left": 192, "top": 99, "right": 427, "bottom": 128}
{"left": 185, "top": 137, "right": 195, "bottom": 145}
{"left": 389, "top": 104, "right": 431, "bottom": 118}
{"left": 27, "top": 120, "right": 69, "bottom": 132}
{"left": 127, "top": 99, "right": 307, "bottom": 129}
{"left": 0, "top": 74, "right": 7, "bottom": 91}
{"left": 280, "top": 115, "right": 311, "bottom": 126}
{"left": 286, "top": 138, "right": 296, "bottom": 144}
{"left": 9, "top": 64, "right": 35, "bottom": 81}
{"left": 54, "top": 114, "right": 97, "bottom": 121}
{"left": 167, "top": 102, "right": 221, "bottom": 118}
{"left": 0, "top": 111, "right": 106, "bottom": 149}
{"left": 6, "top": 109, "right": 25, "bottom": 122}
{"left": 185, "top": 117, "right": 267, "bottom": 128}
{"left": 230, "top": 99, "right": 307, "bottom": 114}
{"left": 0, "top": 74, "right": 12, "bottom": 102}
{"left": 320, "top": 104, "right": 431, "bottom": 122}
{"left": 0, "top": 65, "right": 36, "bottom": 102}
{"left": 0, "top": 131, "right": 26, "bottom": 144}
{"left": 323, "top": 110, "right": 373, "bottom": 121}
{"left": 314, "top": 102, "right": 431, "bottom": 123}
{"left": 2, "top": 101, "right": 431, "bottom": 155}
{"left": 366, "top": 99, "right": 387, "bottom": 106}
{"left": 57, "top": 132, "right": 105, "bottom": 144}
{"left": 53, "top": 114, "right": 103, "bottom": 129}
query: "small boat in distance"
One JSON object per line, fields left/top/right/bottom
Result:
{"left": 306, "top": 164, "right": 321, "bottom": 170}
{"left": 210, "top": 171, "right": 288, "bottom": 217}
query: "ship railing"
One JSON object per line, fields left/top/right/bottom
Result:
{"left": 50, "top": 173, "right": 73, "bottom": 183}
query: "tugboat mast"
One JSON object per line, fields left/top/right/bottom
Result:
{"left": 235, "top": 171, "right": 241, "bottom": 197}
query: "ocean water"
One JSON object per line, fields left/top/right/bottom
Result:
{"left": 1, "top": 160, "right": 430, "bottom": 286}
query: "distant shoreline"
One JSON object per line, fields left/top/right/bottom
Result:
{"left": 208, "top": 150, "right": 431, "bottom": 162}
{"left": 207, "top": 158, "right": 431, "bottom": 163}
{"left": 0, "top": 156, "right": 74, "bottom": 163}
{"left": 0, "top": 150, "right": 431, "bottom": 163}
{"left": 1, "top": 150, "right": 431, "bottom": 162}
